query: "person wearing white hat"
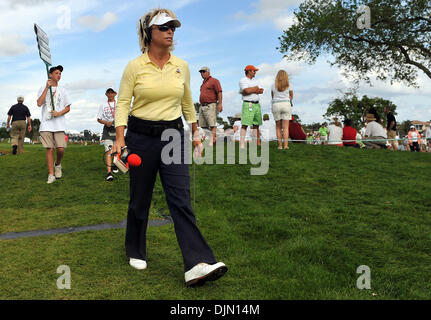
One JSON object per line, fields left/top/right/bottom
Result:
{"left": 6, "top": 96, "right": 32, "bottom": 155}
{"left": 112, "top": 8, "right": 227, "bottom": 287}
{"left": 408, "top": 125, "right": 421, "bottom": 152}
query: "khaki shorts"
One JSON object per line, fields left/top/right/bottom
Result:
{"left": 104, "top": 139, "right": 114, "bottom": 152}
{"left": 199, "top": 103, "right": 217, "bottom": 128}
{"left": 40, "top": 131, "right": 67, "bottom": 149}
{"left": 387, "top": 129, "right": 399, "bottom": 145}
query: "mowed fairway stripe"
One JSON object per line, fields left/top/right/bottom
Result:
{"left": 0, "top": 218, "right": 171, "bottom": 240}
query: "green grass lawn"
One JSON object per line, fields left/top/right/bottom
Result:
{"left": 0, "top": 141, "right": 430, "bottom": 299}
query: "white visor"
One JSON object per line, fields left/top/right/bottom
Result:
{"left": 148, "top": 12, "right": 181, "bottom": 28}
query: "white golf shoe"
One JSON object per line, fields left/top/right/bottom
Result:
{"left": 47, "top": 175, "right": 56, "bottom": 184}
{"left": 185, "top": 262, "right": 228, "bottom": 287}
{"left": 54, "top": 164, "right": 62, "bottom": 179}
{"left": 129, "top": 258, "right": 147, "bottom": 270}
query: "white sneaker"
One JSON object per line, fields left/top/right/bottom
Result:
{"left": 47, "top": 175, "right": 56, "bottom": 184}
{"left": 129, "top": 258, "right": 147, "bottom": 270}
{"left": 54, "top": 164, "right": 62, "bottom": 179}
{"left": 185, "top": 262, "right": 227, "bottom": 287}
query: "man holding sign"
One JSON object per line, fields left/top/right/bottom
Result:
{"left": 36, "top": 65, "right": 72, "bottom": 184}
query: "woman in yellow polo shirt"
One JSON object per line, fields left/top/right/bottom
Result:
{"left": 112, "top": 8, "right": 227, "bottom": 287}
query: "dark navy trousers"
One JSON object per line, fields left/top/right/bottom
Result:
{"left": 125, "top": 128, "right": 217, "bottom": 272}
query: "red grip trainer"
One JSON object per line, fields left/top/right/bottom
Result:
{"left": 127, "top": 154, "right": 142, "bottom": 167}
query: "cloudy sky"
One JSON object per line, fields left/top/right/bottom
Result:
{"left": 1, "top": 0, "right": 430, "bottom": 134}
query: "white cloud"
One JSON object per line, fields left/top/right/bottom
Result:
{"left": 64, "top": 79, "right": 116, "bottom": 93}
{"left": 0, "top": 33, "right": 29, "bottom": 56}
{"left": 169, "top": 0, "right": 201, "bottom": 10}
{"left": 274, "top": 14, "right": 298, "bottom": 30}
{"left": 3, "top": 0, "right": 59, "bottom": 8}
{"left": 234, "top": 0, "right": 302, "bottom": 31}
{"left": 77, "top": 12, "right": 118, "bottom": 32}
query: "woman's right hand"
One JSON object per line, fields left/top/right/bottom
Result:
{"left": 111, "top": 126, "right": 126, "bottom": 155}
{"left": 111, "top": 137, "right": 125, "bottom": 156}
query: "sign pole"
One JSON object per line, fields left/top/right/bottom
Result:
{"left": 45, "top": 62, "right": 55, "bottom": 111}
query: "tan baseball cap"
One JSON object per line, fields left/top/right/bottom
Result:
{"left": 199, "top": 66, "right": 210, "bottom": 73}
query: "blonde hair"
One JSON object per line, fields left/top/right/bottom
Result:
{"left": 275, "top": 70, "right": 289, "bottom": 92}
{"left": 137, "top": 8, "right": 178, "bottom": 53}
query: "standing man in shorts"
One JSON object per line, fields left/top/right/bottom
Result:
{"left": 36, "top": 65, "right": 71, "bottom": 184}
{"left": 97, "top": 88, "right": 118, "bottom": 181}
{"left": 384, "top": 106, "right": 399, "bottom": 151}
{"left": 239, "top": 65, "right": 264, "bottom": 148}
{"left": 198, "top": 67, "right": 222, "bottom": 146}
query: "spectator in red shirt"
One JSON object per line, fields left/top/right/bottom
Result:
{"left": 288, "top": 116, "right": 306, "bottom": 143}
{"left": 198, "top": 66, "right": 222, "bottom": 146}
{"left": 342, "top": 118, "right": 360, "bottom": 148}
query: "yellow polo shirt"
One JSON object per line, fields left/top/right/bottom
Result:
{"left": 115, "top": 52, "right": 196, "bottom": 127}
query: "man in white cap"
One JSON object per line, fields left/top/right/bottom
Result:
{"left": 198, "top": 66, "right": 222, "bottom": 146}
{"left": 6, "top": 96, "right": 32, "bottom": 155}
{"left": 36, "top": 65, "right": 72, "bottom": 184}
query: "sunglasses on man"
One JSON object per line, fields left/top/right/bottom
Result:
{"left": 156, "top": 25, "right": 176, "bottom": 32}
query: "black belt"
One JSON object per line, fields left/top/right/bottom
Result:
{"left": 127, "top": 116, "right": 183, "bottom": 137}
{"left": 244, "top": 100, "right": 259, "bottom": 104}
{"left": 201, "top": 102, "right": 217, "bottom": 106}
